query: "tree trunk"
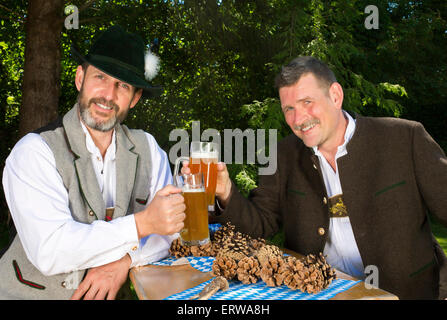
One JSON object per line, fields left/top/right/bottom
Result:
{"left": 19, "top": 0, "right": 63, "bottom": 137}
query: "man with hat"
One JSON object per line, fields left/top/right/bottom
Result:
{"left": 0, "top": 25, "right": 186, "bottom": 299}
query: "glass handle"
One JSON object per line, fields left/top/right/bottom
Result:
{"left": 173, "top": 156, "right": 189, "bottom": 186}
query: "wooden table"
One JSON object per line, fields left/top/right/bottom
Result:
{"left": 129, "top": 248, "right": 398, "bottom": 300}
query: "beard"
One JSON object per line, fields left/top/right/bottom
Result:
{"left": 77, "top": 88, "right": 130, "bottom": 132}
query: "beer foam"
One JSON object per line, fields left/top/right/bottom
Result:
{"left": 182, "top": 187, "right": 205, "bottom": 192}
{"left": 190, "top": 151, "right": 218, "bottom": 159}
{"left": 190, "top": 152, "right": 202, "bottom": 159}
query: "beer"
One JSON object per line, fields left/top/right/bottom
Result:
{"left": 189, "top": 150, "right": 218, "bottom": 211}
{"left": 173, "top": 142, "right": 219, "bottom": 212}
{"left": 173, "top": 172, "right": 210, "bottom": 246}
{"left": 180, "top": 188, "right": 209, "bottom": 245}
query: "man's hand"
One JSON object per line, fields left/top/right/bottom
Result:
{"left": 181, "top": 161, "right": 232, "bottom": 208}
{"left": 215, "top": 162, "right": 232, "bottom": 207}
{"left": 134, "top": 184, "right": 185, "bottom": 239}
{"left": 70, "top": 254, "right": 131, "bottom": 300}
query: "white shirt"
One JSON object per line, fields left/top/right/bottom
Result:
{"left": 312, "top": 111, "right": 365, "bottom": 279}
{"left": 80, "top": 121, "right": 116, "bottom": 208}
{"left": 2, "top": 122, "right": 176, "bottom": 276}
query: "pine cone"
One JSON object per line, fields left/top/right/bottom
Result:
{"left": 300, "top": 264, "right": 326, "bottom": 294}
{"left": 275, "top": 256, "right": 315, "bottom": 293}
{"left": 169, "top": 238, "right": 191, "bottom": 258}
{"left": 277, "top": 254, "right": 335, "bottom": 294}
{"left": 236, "top": 256, "right": 261, "bottom": 284}
{"left": 190, "top": 242, "right": 216, "bottom": 257}
{"left": 259, "top": 255, "right": 286, "bottom": 287}
{"left": 256, "top": 244, "right": 283, "bottom": 267}
{"left": 216, "top": 231, "right": 254, "bottom": 262}
{"left": 217, "top": 247, "right": 248, "bottom": 262}
{"left": 212, "top": 256, "right": 238, "bottom": 280}
{"left": 249, "top": 237, "right": 266, "bottom": 250}
{"left": 212, "top": 222, "right": 235, "bottom": 244}
{"left": 302, "top": 253, "right": 336, "bottom": 290}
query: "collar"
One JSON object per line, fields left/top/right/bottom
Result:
{"left": 312, "top": 110, "right": 356, "bottom": 157}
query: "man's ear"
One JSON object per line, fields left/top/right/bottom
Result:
{"left": 329, "top": 82, "right": 344, "bottom": 109}
{"left": 75, "top": 65, "right": 85, "bottom": 92}
{"left": 130, "top": 88, "right": 143, "bottom": 109}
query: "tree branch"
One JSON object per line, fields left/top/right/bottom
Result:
{"left": 0, "top": 14, "right": 20, "bottom": 22}
{"left": 78, "top": 16, "right": 108, "bottom": 25}
{"left": 78, "top": 0, "right": 97, "bottom": 14}
{"left": 0, "top": 3, "right": 25, "bottom": 22}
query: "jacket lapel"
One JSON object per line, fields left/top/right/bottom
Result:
{"left": 63, "top": 105, "right": 106, "bottom": 220}
{"left": 114, "top": 125, "right": 138, "bottom": 219}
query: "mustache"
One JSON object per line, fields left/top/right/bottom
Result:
{"left": 293, "top": 118, "right": 320, "bottom": 131}
{"left": 89, "top": 97, "right": 119, "bottom": 111}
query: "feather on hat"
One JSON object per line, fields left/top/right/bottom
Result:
{"left": 144, "top": 50, "right": 160, "bottom": 81}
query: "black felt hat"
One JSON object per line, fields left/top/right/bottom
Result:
{"left": 71, "top": 25, "right": 162, "bottom": 98}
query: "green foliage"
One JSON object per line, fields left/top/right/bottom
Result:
{"left": 429, "top": 214, "right": 447, "bottom": 255}
{"left": 242, "top": 98, "right": 289, "bottom": 140}
{"left": 0, "top": 0, "right": 446, "bottom": 229}
{"left": 228, "top": 163, "right": 258, "bottom": 197}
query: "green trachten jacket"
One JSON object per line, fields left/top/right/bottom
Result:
{"left": 215, "top": 114, "right": 447, "bottom": 300}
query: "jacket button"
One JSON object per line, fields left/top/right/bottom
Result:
{"left": 318, "top": 227, "right": 325, "bottom": 236}
{"left": 313, "top": 164, "right": 318, "bottom": 170}
{"left": 88, "top": 210, "right": 94, "bottom": 216}
{"left": 61, "top": 281, "right": 66, "bottom": 288}
{"left": 131, "top": 246, "right": 138, "bottom": 251}
{"left": 323, "top": 197, "right": 327, "bottom": 205}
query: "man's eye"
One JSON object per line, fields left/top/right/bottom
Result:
{"left": 120, "top": 83, "right": 130, "bottom": 89}
{"left": 95, "top": 74, "right": 104, "bottom": 79}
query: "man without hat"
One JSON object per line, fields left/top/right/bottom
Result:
{"left": 0, "top": 25, "right": 186, "bottom": 299}
{"left": 205, "top": 56, "right": 447, "bottom": 299}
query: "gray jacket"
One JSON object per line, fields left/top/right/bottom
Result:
{"left": 0, "top": 105, "right": 153, "bottom": 299}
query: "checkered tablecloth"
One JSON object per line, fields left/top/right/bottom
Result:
{"left": 208, "top": 223, "right": 222, "bottom": 236}
{"left": 151, "top": 255, "right": 360, "bottom": 300}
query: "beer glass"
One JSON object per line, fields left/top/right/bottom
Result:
{"left": 174, "top": 172, "right": 209, "bottom": 246}
{"left": 174, "top": 142, "right": 219, "bottom": 212}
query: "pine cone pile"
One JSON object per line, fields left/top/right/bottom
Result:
{"left": 168, "top": 223, "right": 336, "bottom": 294}
{"left": 274, "top": 253, "right": 337, "bottom": 294}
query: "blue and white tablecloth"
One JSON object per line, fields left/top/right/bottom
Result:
{"left": 151, "top": 255, "right": 361, "bottom": 300}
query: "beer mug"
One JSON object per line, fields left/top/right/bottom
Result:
{"left": 174, "top": 142, "right": 219, "bottom": 212}
{"left": 174, "top": 172, "right": 210, "bottom": 246}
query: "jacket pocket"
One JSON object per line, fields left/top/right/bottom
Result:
{"left": 12, "top": 260, "right": 45, "bottom": 290}
{"left": 409, "top": 258, "right": 436, "bottom": 278}
{"left": 375, "top": 180, "right": 406, "bottom": 197}
{"left": 287, "top": 189, "right": 306, "bottom": 197}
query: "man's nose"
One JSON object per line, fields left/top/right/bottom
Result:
{"left": 102, "top": 81, "right": 119, "bottom": 102}
{"left": 293, "top": 106, "right": 307, "bottom": 125}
